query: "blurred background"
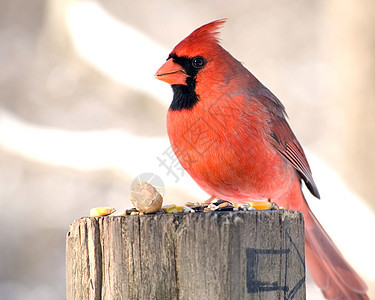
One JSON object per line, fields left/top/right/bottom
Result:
{"left": 0, "top": 0, "right": 374, "bottom": 299}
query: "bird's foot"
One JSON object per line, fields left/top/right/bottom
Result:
{"left": 204, "top": 195, "right": 217, "bottom": 203}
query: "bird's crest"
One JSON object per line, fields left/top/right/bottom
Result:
{"left": 172, "top": 19, "right": 227, "bottom": 57}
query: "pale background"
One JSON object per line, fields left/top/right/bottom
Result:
{"left": 0, "top": 0, "right": 374, "bottom": 299}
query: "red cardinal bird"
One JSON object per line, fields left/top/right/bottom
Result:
{"left": 155, "top": 19, "right": 368, "bottom": 300}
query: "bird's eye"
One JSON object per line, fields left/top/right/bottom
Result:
{"left": 192, "top": 56, "right": 205, "bottom": 68}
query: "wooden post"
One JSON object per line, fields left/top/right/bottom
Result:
{"left": 66, "top": 210, "right": 305, "bottom": 300}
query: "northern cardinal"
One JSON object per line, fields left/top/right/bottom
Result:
{"left": 155, "top": 19, "right": 368, "bottom": 300}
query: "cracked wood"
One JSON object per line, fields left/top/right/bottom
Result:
{"left": 66, "top": 211, "right": 306, "bottom": 300}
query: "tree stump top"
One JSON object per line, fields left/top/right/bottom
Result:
{"left": 66, "top": 210, "right": 305, "bottom": 300}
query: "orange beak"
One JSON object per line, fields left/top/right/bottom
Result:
{"left": 155, "top": 59, "right": 188, "bottom": 85}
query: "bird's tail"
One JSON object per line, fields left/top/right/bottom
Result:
{"left": 280, "top": 181, "right": 369, "bottom": 300}
{"left": 303, "top": 204, "right": 368, "bottom": 300}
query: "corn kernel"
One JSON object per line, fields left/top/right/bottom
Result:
{"left": 90, "top": 207, "right": 116, "bottom": 217}
{"left": 248, "top": 201, "right": 273, "bottom": 210}
{"left": 162, "top": 204, "right": 177, "bottom": 213}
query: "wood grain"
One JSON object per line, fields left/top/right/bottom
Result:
{"left": 66, "top": 210, "right": 305, "bottom": 300}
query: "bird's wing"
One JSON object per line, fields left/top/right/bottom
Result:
{"left": 255, "top": 93, "right": 320, "bottom": 199}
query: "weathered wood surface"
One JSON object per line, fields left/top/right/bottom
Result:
{"left": 66, "top": 210, "right": 305, "bottom": 300}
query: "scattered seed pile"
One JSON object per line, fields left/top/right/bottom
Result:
{"left": 126, "top": 200, "right": 278, "bottom": 216}
{"left": 89, "top": 182, "right": 280, "bottom": 217}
